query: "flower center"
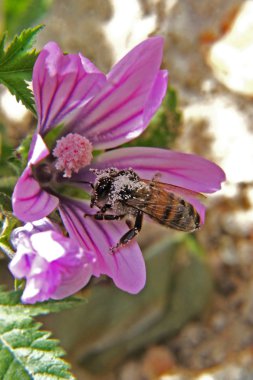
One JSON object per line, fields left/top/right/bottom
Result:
{"left": 53, "top": 133, "right": 93, "bottom": 178}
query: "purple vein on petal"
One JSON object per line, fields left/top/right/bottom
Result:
{"left": 59, "top": 76, "right": 104, "bottom": 126}
{"left": 18, "top": 188, "right": 51, "bottom": 215}
{"left": 100, "top": 221, "right": 132, "bottom": 273}
{"left": 40, "top": 76, "right": 61, "bottom": 132}
{"left": 41, "top": 72, "right": 79, "bottom": 131}
{"left": 79, "top": 85, "right": 142, "bottom": 133}
{"left": 14, "top": 171, "right": 42, "bottom": 201}
{"left": 59, "top": 201, "right": 98, "bottom": 252}
{"left": 59, "top": 202, "right": 108, "bottom": 271}
{"left": 30, "top": 190, "right": 54, "bottom": 214}
{"left": 59, "top": 203, "right": 89, "bottom": 249}
{"left": 71, "top": 83, "right": 123, "bottom": 131}
{"left": 71, "top": 59, "right": 152, "bottom": 133}
{"left": 48, "top": 72, "right": 103, "bottom": 129}
{"left": 77, "top": 212, "right": 139, "bottom": 283}
{"left": 59, "top": 199, "right": 134, "bottom": 266}
{"left": 89, "top": 109, "right": 143, "bottom": 144}
{"left": 37, "top": 67, "right": 47, "bottom": 131}
{"left": 59, "top": 197, "right": 145, "bottom": 293}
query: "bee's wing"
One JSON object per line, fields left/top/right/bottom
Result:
{"left": 126, "top": 182, "right": 201, "bottom": 232}
{"left": 141, "top": 179, "right": 206, "bottom": 200}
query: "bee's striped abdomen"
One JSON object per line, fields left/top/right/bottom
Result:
{"left": 159, "top": 193, "right": 200, "bottom": 232}
{"left": 161, "top": 192, "right": 175, "bottom": 222}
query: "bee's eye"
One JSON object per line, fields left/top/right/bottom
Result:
{"left": 97, "top": 179, "right": 112, "bottom": 198}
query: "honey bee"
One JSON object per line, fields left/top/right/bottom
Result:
{"left": 89, "top": 168, "right": 202, "bottom": 250}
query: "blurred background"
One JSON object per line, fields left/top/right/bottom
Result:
{"left": 1, "top": 1, "right": 253, "bottom": 379}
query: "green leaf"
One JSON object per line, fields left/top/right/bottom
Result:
{"left": 0, "top": 193, "right": 12, "bottom": 212}
{"left": 3, "top": 0, "right": 52, "bottom": 38}
{"left": 0, "top": 125, "right": 18, "bottom": 179}
{"left": 15, "top": 133, "right": 33, "bottom": 171}
{"left": 21, "top": 296, "right": 85, "bottom": 317}
{"left": 0, "top": 25, "right": 44, "bottom": 114}
{"left": 0, "top": 176, "right": 17, "bottom": 194}
{"left": 0, "top": 287, "right": 84, "bottom": 317}
{"left": 44, "top": 124, "right": 65, "bottom": 150}
{"left": 0, "top": 128, "right": 33, "bottom": 196}
{"left": 0, "top": 33, "right": 7, "bottom": 61}
{"left": 0, "top": 288, "right": 79, "bottom": 379}
{"left": 0, "top": 210, "right": 19, "bottom": 259}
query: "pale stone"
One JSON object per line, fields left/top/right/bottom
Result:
{"left": 1, "top": 89, "right": 28, "bottom": 122}
{"left": 208, "top": 1, "right": 253, "bottom": 95}
{"left": 104, "top": 0, "right": 157, "bottom": 62}
{"left": 183, "top": 96, "right": 253, "bottom": 184}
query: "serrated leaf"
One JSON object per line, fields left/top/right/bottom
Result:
{"left": 0, "top": 74, "right": 35, "bottom": 113}
{"left": 24, "top": 297, "right": 85, "bottom": 317}
{"left": 0, "top": 33, "right": 7, "bottom": 61}
{"left": 0, "top": 288, "right": 77, "bottom": 379}
{"left": 0, "top": 287, "right": 84, "bottom": 317}
{"left": 0, "top": 25, "right": 44, "bottom": 114}
{"left": 0, "top": 25, "right": 43, "bottom": 68}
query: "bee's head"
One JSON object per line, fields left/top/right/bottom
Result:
{"left": 90, "top": 168, "right": 140, "bottom": 209}
{"left": 91, "top": 175, "right": 114, "bottom": 208}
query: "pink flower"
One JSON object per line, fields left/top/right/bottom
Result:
{"left": 9, "top": 219, "right": 95, "bottom": 303}
{"left": 12, "top": 37, "right": 225, "bottom": 295}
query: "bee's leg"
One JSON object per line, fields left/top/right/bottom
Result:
{"left": 84, "top": 212, "right": 124, "bottom": 220}
{"left": 90, "top": 202, "right": 110, "bottom": 211}
{"left": 84, "top": 204, "right": 111, "bottom": 218}
{"left": 111, "top": 211, "right": 143, "bottom": 252}
{"left": 94, "top": 214, "right": 124, "bottom": 221}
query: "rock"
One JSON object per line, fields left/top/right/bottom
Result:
{"left": 208, "top": 1, "right": 253, "bottom": 96}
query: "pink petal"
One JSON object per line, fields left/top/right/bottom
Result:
{"left": 9, "top": 251, "right": 33, "bottom": 278}
{"left": 33, "top": 42, "right": 106, "bottom": 135}
{"left": 59, "top": 198, "right": 146, "bottom": 294}
{"left": 12, "top": 167, "right": 59, "bottom": 222}
{"left": 12, "top": 134, "right": 59, "bottom": 222}
{"left": 29, "top": 133, "right": 50, "bottom": 164}
{"left": 92, "top": 147, "right": 226, "bottom": 193}
{"left": 9, "top": 225, "right": 94, "bottom": 303}
{"left": 21, "top": 274, "right": 55, "bottom": 303}
{"left": 143, "top": 70, "right": 168, "bottom": 124}
{"left": 30, "top": 230, "right": 93, "bottom": 300}
{"left": 51, "top": 263, "right": 92, "bottom": 300}
{"left": 69, "top": 37, "right": 168, "bottom": 149}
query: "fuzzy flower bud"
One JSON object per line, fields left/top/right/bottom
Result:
{"left": 53, "top": 133, "right": 93, "bottom": 177}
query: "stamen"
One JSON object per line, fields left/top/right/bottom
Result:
{"left": 53, "top": 133, "right": 93, "bottom": 178}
